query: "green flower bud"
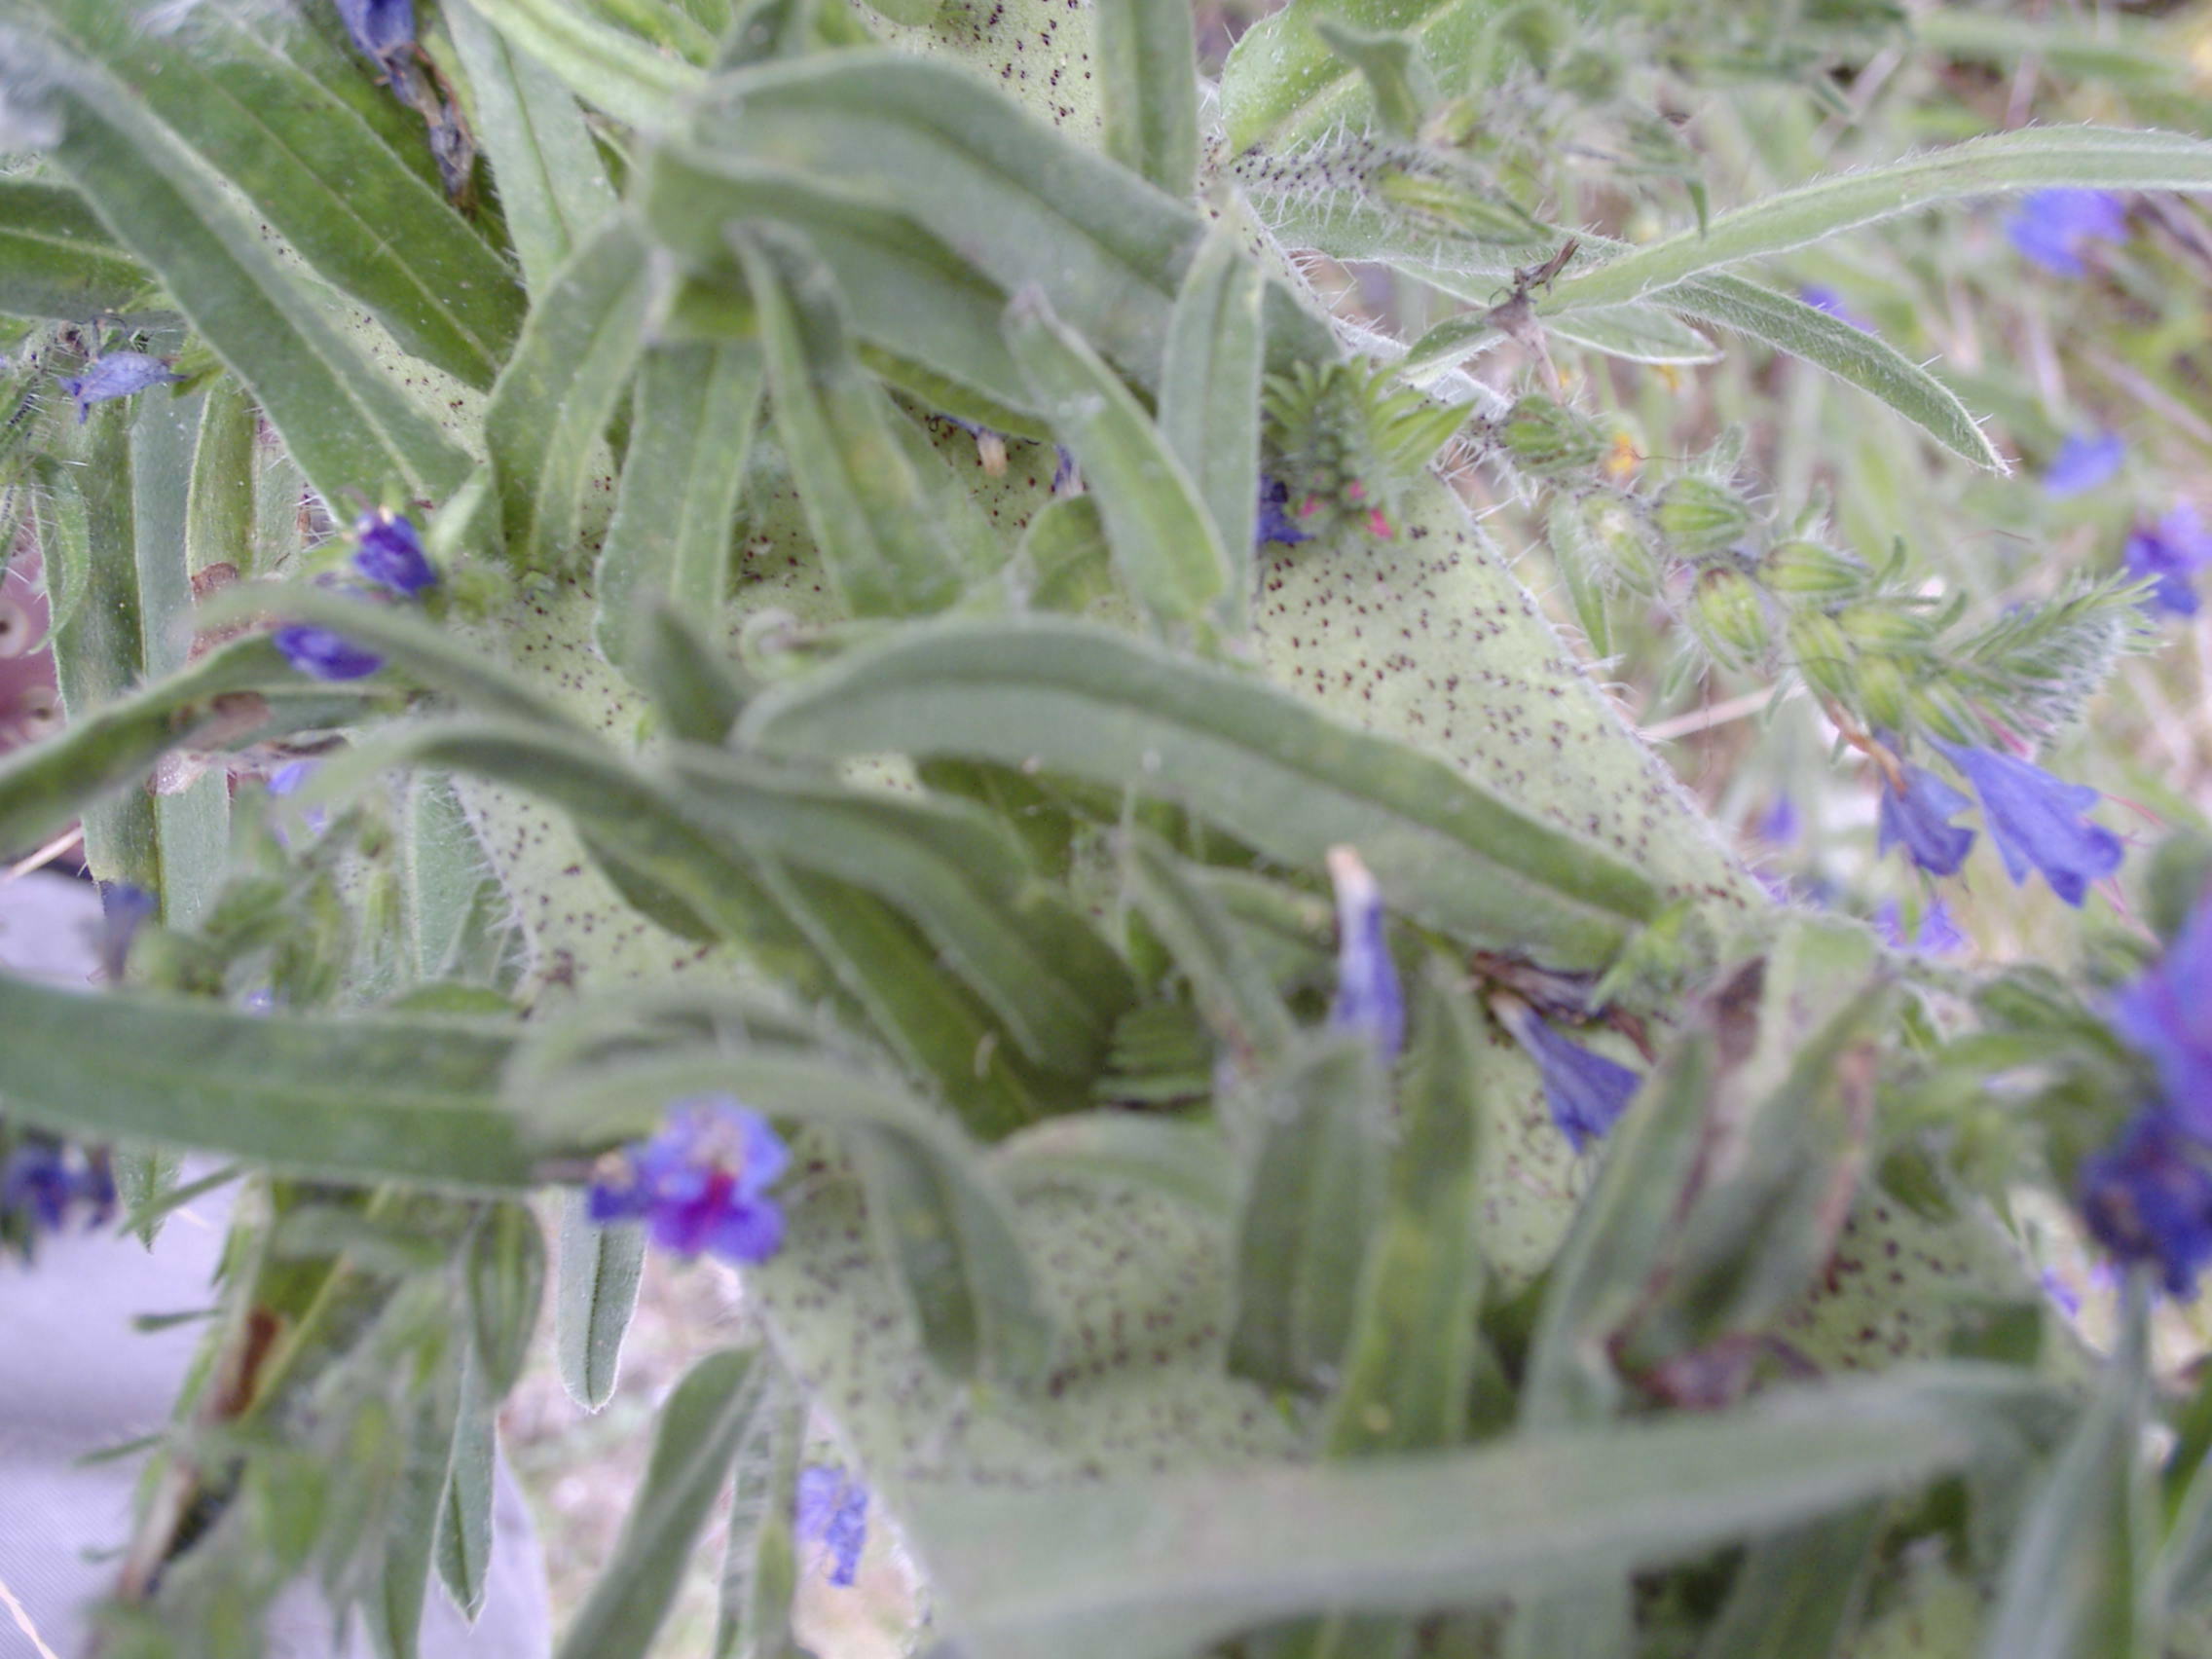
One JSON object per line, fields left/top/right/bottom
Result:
{"left": 1835, "top": 602, "right": 1936, "bottom": 650}
{"left": 1573, "top": 492, "right": 1661, "bottom": 595}
{"left": 1690, "top": 567, "right": 1770, "bottom": 667}
{"left": 1374, "top": 168, "right": 1540, "bottom": 242}
{"left": 1761, "top": 539, "right": 1869, "bottom": 603}
{"left": 1857, "top": 652, "right": 1915, "bottom": 733}
{"left": 1909, "top": 678, "right": 1988, "bottom": 747}
{"left": 1786, "top": 608, "right": 1856, "bottom": 703}
{"left": 1654, "top": 477, "right": 1753, "bottom": 559}
{"left": 1497, "top": 396, "right": 1608, "bottom": 478}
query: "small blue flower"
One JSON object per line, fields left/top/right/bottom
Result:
{"left": 2122, "top": 504, "right": 2212, "bottom": 618}
{"left": 1875, "top": 763, "right": 1975, "bottom": 878}
{"left": 2007, "top": 189, "right": 2128, "bottom": 278}
{"left": 1051, "top": 447, "right": 1078, "bottom": 495}
{"left": 56, "top": 352, "right": 182, "bottom": 424}
{"left": 351, "top": 511, "right": 438, "bottom": 596}
{"left": 1873, "top": 895, "right": 1964, "bottom": 956}
{"left": 1755, "top": 794, "right": 1800, "bottom": 849}
{"left": 266, "top": 760, "right": 329, "bottom": 841}
{"left": 2111, "top": 890, "right": 2212, "bottom": 1141}
{"left": 586, "top": 1097, "right": 789, "bottom": 1263}
{"left": 1798, "top": 285, "right": 1871, "bottom": 333}
{"left": 1257, "top": 475, "right": 1310, "bottom": 546}
{"left": 1326, "top": 846, "right": 1403, "bottom": 1060}
{"left": 2043, "top": 430, "right": 2125, "bottom": 499}
{"left": 2079, "top": 1109, "right": 2212, "bottom": 1297}
{"left": 1932, "top": 741, "right": 2123, "bottom": 908}
{"left": 2039, "top": 1267, "right": 2082, "bottom": 1319}
{"left": 794, "top": 1466, "right": 868, "bottom": 1588}
{"left": 2, "top": 1141, "right": 116, "bottom": 1234}
{"left": 274, "top": 624, "right": 385, "bottom": 682}
{"left": 1499, "top": 1003, "right": 1641, "bottom": 1153}
{"left": 96, "top": 883, "right": 157, "bottom": 983}
{"left": 334, "top": 0, "right": 415, "bottom": 62}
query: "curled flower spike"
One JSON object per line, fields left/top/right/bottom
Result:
{"left": 2007, "top": 189, "right": 2128, "bottom": 278}
{"left": 1497, "top": 1000, "right": 1641, "bottom": 1153}
{"left": 2110, "top": 890, "right": 2212, "bottom": 1140}
{"left": 1326, "top": 846, "right": 1404, "bottom": 1060}
{"left": 56, "top": 352, "right": 182, "bottom": 424}
{"left": 1873, "top": 896, "right": 1964, "bottom": 956}
{"left": 2122, "top": 504, "right": 2212, "bottom": 618}
{"left": 2043, "top": 430, "right": 2125, "bottom": 499}
{"left": 1797, "top": 285, "right": 1871, "bottom": 333}
{"left": 794, "top": 1466, "right": 868, "bottom": 1588}
{"left": 2079, "top": 1110, "right": 2212, "bottom": 1298}
{"left": 351, "top": 510, "right": 438, "bottom": 596}
{"left": 1875, "top": 763, "right": 1975, "bottom": 878}
{"left": 586, "top": 1097, "right": 789, "bottom": 1264}
{"left": 274, "top": 624, "right": 385, "bottom": 682}
{"left": 1256, "top": 475, "right": 1309, "bottom": 546}
{"left": 2, "top": 1141, "right": 116, "bottom": 1235}
{"left": 1932, "top": 741, "right": 2122, "bottom": 908}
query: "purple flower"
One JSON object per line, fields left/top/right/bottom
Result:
{"left": 794, "top": 1466, "right": 868, "bottom": 1587}
{"left": 1755, "top": 794, "right": 1800, "bottom": 849}
{"left": 1873, "top": 895, "right": 1964, "bottom": 956}
{"left": 2, "top": 1142, "right": 116, "bottom": 1234}
{"left": 55, "top": 352, "right": 182, "bottom": 424}
{"left": 1876, "top": 763, "right": 1975, "bottom": 878}
{"left": 266, "top": 760, "right": 329, "bottom": 841}
{"left": 335, "top": 0, "right": 415, "bottom": 61}
{"left": 1499, "top": 1003, "right": 1641, "bottom": 1153}
{"left": 1932, "top": 741, "right": 2122, "bottom": 908}
{"left": 96, "top": 883, "right": 157, "bottom": 983}
{"left": 2043, "top": 431, "right": 2125, "bottom": 499}
{"left": 585, "top": 1097, "right": 789, "bottom": 1263}
{"left": 1051, "top": 446, "right": 1078, "bottom": 495}
{"left": 1257, "top": 475, "right": 1310, "bottom": 546}
{"left": 1798, "top": 285, "right": 1871, "bottom": 332}
{"left": 1326, "top": 846, "right": 1403, "bottom": 1060}
{"left": 351, "top": 511, "right": 437, "bottom": 596}
{"left": 2122, "top": 505, "right": 2212, "bottom": 618}
{"left": 2007, "top": 190, "right": 2128, "bottom": 278}
{"left": 2110, "top": 890, "right": 2212, "bottom": 1140}
{"left": 2079, "top": 1109, "right": 2212, "bottom": 1297}
{"left": 2040, "top": 1268, "right": 2082, "bottom": 1319}
{"left": 274, "top": 624, "right": 384, "bottom": 682}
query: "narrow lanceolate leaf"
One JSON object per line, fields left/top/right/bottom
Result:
{"left": 1007, "top": 289, "right": 1234, "bottom": 628}
{"left": 434, "top": 1358, "right": 498, "bottom": 1623}
{"left": 0, "top": 974, "right": 533, "bottom": 1188}
{"left": 463, "top": 1202, "right": 548, "bottom": 1398}
{"left": 1227, "top": 1035, "right": 1390, "bottom": 1393}
{"left": 737, "top": 616, "right": 1661, "bottom": 969}
{"left": 460, "top": 0, "right": 705, "bottom": 129}
{"left": 713, "top": 1358, "right": 807, "bottom": 1659}
{"left": 1218, "top": 0, "right": 1482, "bottom": 156}
{"left": 367, "top": 1346, "right": 466, "bottom": 1659}
{"left": 555, "top": 1196, "right": 645, "bottom": 1412}
{"left": 446, "top": 0, "right": 620, "bottom": 295}
{"left": 483, "top": 216, "right": 653, "bottom": 570}
{"left": 529, "top": 1044, "right": 1057, "bottom": 1391}
{"left": 911, "top": 1371, "right": 2002, "bottom": 1659}
{"left": 22, "top": 47, "right": 473, "bottom": 507}
{"left": 0, "top": 178, "right": 152, "bottom": 321}
{"left": 1541, "top": 303, "right": 1720, "bottom": 366}
{"left": 1160, "top": 228, "right": 1266, "bottom": 628}
{"left": 730, "top": 228, "right": 965, "bottom": 617}
{"left": 1546, "top": 126, "right": 2212, "bottom": 313}
{"left": 19, "top": 0, "right": 524, "bottom": 387}
{"left": 1311, "top": 21, "right": 1435, "bottom": 138}
{"left": 1696, "top": 1505, "right": 1882, "bottom": 1659}
{"left": 1093, "top": 0, "right": 1199, "bottom": 197}
{"left": 595, "top": 343, "right": 765, "bottom": 676}
{"left": 554, "top": 1349, "right": 765, "bottom": 1659}
{"left": 1121, "top": 829, "right": 1298, "bottom": 1066}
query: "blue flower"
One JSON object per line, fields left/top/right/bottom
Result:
{"left": 1873, "top": 895, "right": 1964, "bottom": 956}
{"left": 1499, "top": 1003, "right": 1641, "bottom": 1153}
{"left": 1876, "top": 763, "right": 1975, "bottom": 878}
{"left": 2, "top": 1141, "right": 116, "bottom": 1234}
{"left": 1257, "top": 475, "right": 1310, "bottom": 546}
{"left": 335, "top": 0, "right": 415, "bottom": 61}
{"left": 1755, "top": 794, "right": 1800, "bottom": 849}
{"left": 794, "top": 1466, "right": 868, "bottom": 1588}
{"left": 96, "top": 883, "right": 157, "bottom": 983}
{"left": 2043, "top": 430, "right": 2125, "bottom": 499}
{"left": 2079, "top": 1109, "right": 2212, "bottom": 1297}
{"left": 1326, "top": 846, "right": 1403, "bottom": 1060}
{"left": 351, "top": 511, "right": 438, "bottom": 596}
{"left": 1932, "top": 741, "right": 2122, "bottom": 907}
{"left": 2007, "top": 189, "right": 2128, "bottom": 278}
{"left": 2111, "top": 890, "right": 2212, "bottom": 1140}
{"left": 56, "top": 352, "right": 182, "bottom": 424}
{"left": 274, "top": 624, "right": 384, "bottom": 682}
{"left": 1798, "top": 285, "right": 1871, "bottom": 333}
{"left": 2122, "top": 504, "right": 2212, "bottom": 618}
{"left": 586, "top": 1097, "right": 789, "bottom": 1263}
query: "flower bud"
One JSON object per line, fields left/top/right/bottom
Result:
{"left": 1909, "top": 679, "right": 1987, "bottom": 747}
{"left": 1786, "top": 608, "right": 1856, "bottom": 703}
{"left": 1690, "top": 567, "right": 1770, "bottom": 666}
{"left": 1835, "top": 602, "right": 1936, "bottom": 650}
{"left": 1572, "top": 492, "right": 1661, "bottom": 594}
{"left": 1497, "top": 396, "right": 1608, "bottom": 479}
{"left": 1761, "top": 539, "right": 1869, "bottom": 603}
{"left": 1654, "top": 477, "right": 1753, "bottom": 558}
{"left": 1374, "top": 167, "right": 1540, "bottom": 242}
{"left": 1856, "top": 652, "right": 1915, "bottom": 733}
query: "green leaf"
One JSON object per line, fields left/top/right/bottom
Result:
{"left": 433, "top": 1357, "right": 498, "bottom": 1624}
{"left": 1159, "top": 227, "right": 1266, "bottom": 629}
{"left": 1093, "top": 0, "right": 1199, "bottom": 197}
{"left": 366, "top": 1339, "right": 466, "bottom": 1659}
{"left": 1227, "top": 1035, "right": 1390, "bottom": 1392}
{"left": 1545, "top": 126, "right": 2212, "bottom": 313}
{"left": 624, "top": 603, "right": 753, "bottom": 744}
{"left": 595, "top": 343, "right": 765, "bottom": 676}
{"left": 464, "top": 1202, "right": 547, "bottom": 1397}
{"left": 446, "top": 0, "right": 621, "bottom": 295}
{"left": 1541, "top": 303, "right": 1721, "bottom": 366}
{"left": 460, "top": 0, "right": 705, "bottom": 129}
{"left": 1005, "top": 287, "right": 1232, "bottom": 631}
{"left": 555, "top": 1196, "right": 645, "bottom": 1412}
{"left": 712, "top": 1355, "right": 808, "bottom": 1659}
{"left": 910, "top": 1370, "right": 2013, "bottom": 1659}
{"left": 483, "top": 214, "right": 654, "bottom": 570}
{"left": 737, "top": 615, "right": 1661, "bottom": 969}
{"left": 1018, "top": 495, "right": 1117, "bottom": 614}
{"left": 554, "top": 1348, "right": 765, "bottom": 1659}
{"left": 1219, "top": 0, "right": 1487, "bottom": 156}
{"left": 731, "top": 227, "right": 967, "bottom": 617}
{"left": 992, "top": 1112, "right": 1237, "bottom": 1225}
{"left": 1312, "top": 22, "right": 1435, "bottom": 139}
{"left": 1121, "top": 828, "right": 1298, "bottom": 1066}
{"left": 0, "top": 973, "right": 535, "bottom": 1188}
{"left": 0, "top": 178, "right": 152, "bottom": 321}
{"left": 1694, "top": 1504, "right": 1882, "bottom": 1659}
